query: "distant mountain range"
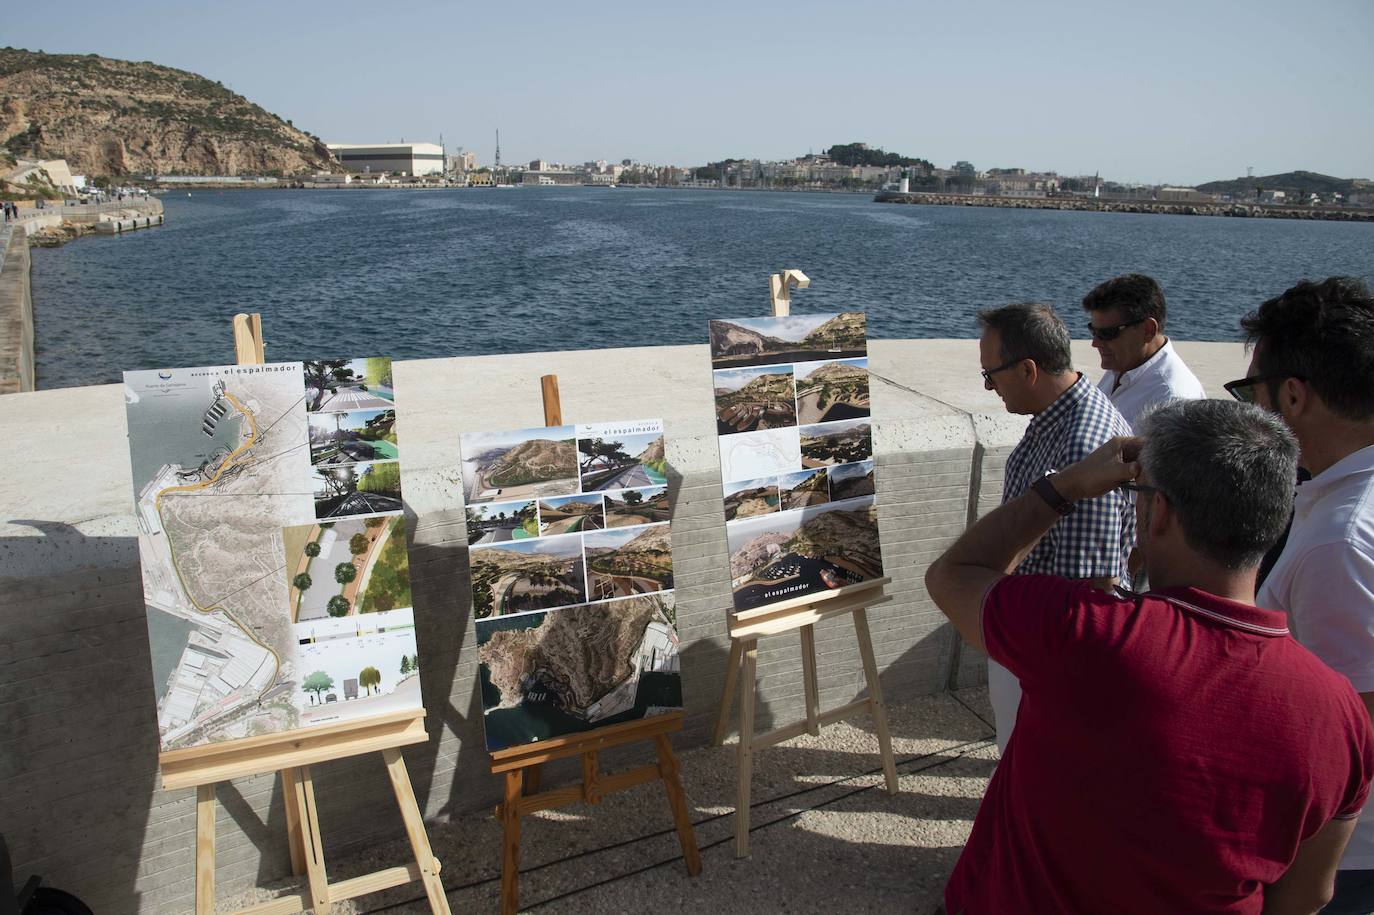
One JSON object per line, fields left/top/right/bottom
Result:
{"left": 0, "top": 48, "right": 338, "bottom": 177}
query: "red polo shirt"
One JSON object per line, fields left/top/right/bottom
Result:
{"left": 947, "top": 575, "right": 1374, "bottom": 915}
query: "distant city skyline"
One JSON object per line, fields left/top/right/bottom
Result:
{"left": 6, "top": 0, "right": 1373, "bottom": 186}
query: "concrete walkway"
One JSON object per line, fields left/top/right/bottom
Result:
{"left": 223, "top": 688, "right": 996, "bottom": 914}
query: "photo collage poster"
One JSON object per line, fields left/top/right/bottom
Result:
{"left": 459, "top": 419, "right": 682, "bottom": 751}
{"left": 707, "top": 312, "right": 884, "bottom": 614}
{"left": 124, "top": 357, "right": 421, "bottom": 752}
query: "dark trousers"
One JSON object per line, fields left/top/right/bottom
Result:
{"left": 1324, "top": 870, "right": 1374, "bottom": 914}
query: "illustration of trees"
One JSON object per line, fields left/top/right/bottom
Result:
{"left": 349, "top": 533, "right": 369, "bottom": 555}
{"left": 335, "top": 563, "right": 357, "bottom": 585}
{"left": 623, "top": 490, "right": 643, "bottom": 506}
{"left": 364, "top": 357, "right": 393, "bottom": 390}
{"left": 579, "top": 438, "right": 630, "bottom": 473}
{"left": 411, "top": 654, "right": 420, "bottom": 672}
{"left": 293, "top": 572, "right": 312, "bottom": 591}
{"left": 357, "top": 461, "right": 401, "bottom": 497}
{"left": 303, "top": 360, "right": 355, "bottom": 410}
{"left": 327, "top": 595, "right": 351, "bottom": 617}
{"left": 400, "top": 656, "right": 412, "bottom": 676}
{"left": 359, "top": 666, "right": 382, "bottom": 695}
{"left": 365, "top": 516, "right": 386, "bottom": 529}
{"left": 303, "top": 670, "right": 334, "bottom": 704}
{"left": 304, "top": 541, "right": 321, "bottom": 557}
{"left": 319, "top": 465, "right": 357, "bottom": 498}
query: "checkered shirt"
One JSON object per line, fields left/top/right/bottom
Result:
{"left": 1003, "top": 374, "right": 1136, "bottom": 580}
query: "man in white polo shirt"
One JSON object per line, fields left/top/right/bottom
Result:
{"left": 1083, "top": 273, "right": 1205, "bottom": 428}
{"left": 1234, "top": 276, "right": 1374, "bottom": 915}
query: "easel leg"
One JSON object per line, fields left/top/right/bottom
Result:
{"left": 281, "top": 767, "right": 307, "bottom": 876}
{"left": 523, "top": 763, "right": 543, "bottom": 797}
{"left": 500, "top": 770, "right": 523, "bottom": 915}
{"left": 735, "top": 639, "right": 758, "bottom": 858}
{"left": 195, "top": 784, "right": 215, "bottom": 915}
{"left": 290, "top": 765, "right": 333, "bottom": 914}
{"left": 383, "top": 747, "right": 451, "bottom": 915}
{"left": 800, "top": 624, "right": 821, "bottom": 737}
{"left": 853, "top": 607, "right": 898, "bottom": 794}
{"left": 654, "top": 734, "right": 703, "bottom": 876}
{"left": 712, "top": 638, "right": 744, "bottom": 746}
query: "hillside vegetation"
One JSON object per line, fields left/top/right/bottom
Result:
{"left": 1196, "top": 170, "right": 1365, "bottom": 198}
{"left": 0, "top": 47, "right": 338, "bottom": 177}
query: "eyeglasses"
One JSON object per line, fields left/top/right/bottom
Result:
{"left": 981, "top": 356, "right": 1029, "bottom": 385}
{"left": 1223, "top": 373, "right": 1304, "bottom": 404}
{"left": 1119, "top": 481, "right": 1159, "bottom": 494}
{"left": 1088, "top": 318, "right": 1146, "bottom": 342}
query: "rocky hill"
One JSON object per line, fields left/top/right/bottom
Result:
{"left": 803, "top": 312, "right": 866, "bottom": 349}
{"left": 0, "top": 48, "right": 338, "bottom": 177}
{"left": 1196, "top": 170, "right": 1366, "bottom": 199}
{"left": 486, "top": 438, "right": 578, "bottom": 487}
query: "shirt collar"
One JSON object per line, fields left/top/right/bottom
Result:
{"left": 1026, "top": 373, "right": 1088, "bottom": 436}
{"left": 1152, "top": 586, "right": 1291, "bottom": 637}
{"left": 1112, "top": 339, "right": 1172, "bottom": 388}
{"left": 1296, "top": 443, "right": 1374, "bottom": 509}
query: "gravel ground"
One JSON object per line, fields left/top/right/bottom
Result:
{"left": 221, "top": 688, "right": 997, "bottom": 915}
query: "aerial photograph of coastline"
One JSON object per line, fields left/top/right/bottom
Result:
{"left": 461, "top": 425, "right": 579, "bottom": 503}
{"left": 726, "top": 496, "right": 883, "bottom": 611}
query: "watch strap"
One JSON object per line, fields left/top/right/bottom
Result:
{"left": 1032, "top": 474, "right": 1075, "bottom": 516}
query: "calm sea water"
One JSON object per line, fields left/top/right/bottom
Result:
{"left": 29, "top": 188, "right": 1373, "bottom": 389}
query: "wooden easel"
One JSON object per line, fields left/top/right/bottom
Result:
{"left": 710, "top": 271, "right": 900, "bottom": 858}
{"left": 490, "top": 373, "right": 702, "bottom": 915}
{"left": 161, "top": 313, "right": 450, "bottom": 915}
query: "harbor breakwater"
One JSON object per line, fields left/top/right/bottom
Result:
{"left": 874, "top": 190, "right": 1374, "bottom": 222}
{"left": 0, "top": 337, "right": 1243, "bottom": 912}
{"left": 0, "top": 198, "right": 164, "bottom": 393}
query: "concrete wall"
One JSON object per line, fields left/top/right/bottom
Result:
{"left": 0, "top": 224, "right": 36, "bottom": 393}
{"left": 0, "top": 338, "right": 1245, "bottom": 912}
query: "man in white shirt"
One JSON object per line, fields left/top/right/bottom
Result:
{"left": 1232, "top": 276, "right": 1374, "bottom": 915}
{"left": 1082, "top": 273, "right": 1206, "bottom": 429}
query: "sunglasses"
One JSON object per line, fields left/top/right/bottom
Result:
{"left": 981, "top": 356, "right": 1029, "bottom": 385}
{"left": 1088, "top": 318, "right": 1146, "bottom": 342}
{"left": 1223, "top": 373, "right": 1305, "bottom": 404}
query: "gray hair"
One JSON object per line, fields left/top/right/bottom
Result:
{"left": 1138, "top": 399, "right": 1299, "bottom": 570}
{"left": 976, "top": 303, "right": 1073, "bottom": 374}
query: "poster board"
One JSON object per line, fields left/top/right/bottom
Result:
{"left": 707, "top": 312, "right": 884, "bottom": 615}
{"left": 124, "top": 357, "right": 423, "bottom": 752}
{"left": 459, "top": 418, "right": 682, "bottom": 751}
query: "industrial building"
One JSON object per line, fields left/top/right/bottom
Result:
{"left": 326, "top": 142, "right": 445, "bottom": 176}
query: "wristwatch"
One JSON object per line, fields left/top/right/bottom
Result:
{"left": 1032, "top": 474, "right": 1075, "bottom": 516}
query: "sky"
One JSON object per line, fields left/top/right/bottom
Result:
{"left": 6, "top": 0, "right": 1373, "bottom": 185}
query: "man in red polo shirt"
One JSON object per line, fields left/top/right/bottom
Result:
{"left": 926, "top": 399, "right": 1374, "bottom": 914}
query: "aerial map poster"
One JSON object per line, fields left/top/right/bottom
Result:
{"left": 124, "top": 357, "right": 422, "bottom": 752}
{"left": 707, "top": 312, "right": 884, "bottom": 614}
{"left": 459, "top": 418, "right": 681, "bottom": 752}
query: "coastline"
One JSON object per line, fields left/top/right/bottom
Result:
{"left": 873, "top": 189, "right": 1374, "bottom": 222}
{"left": 0, "top": 198, "right": 164, "bottom": 392}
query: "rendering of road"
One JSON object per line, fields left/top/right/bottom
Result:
{"left": 312, "top": 387, "right": 395, "bottom": 412}
{"left": 296, "top": 527, "right": 351, "bottom": 621}
{"left": 317, "top": 491, "right": 402, "bottom": 518}
{"left": 590, "top": 464, "right": 654, "bottom": 490}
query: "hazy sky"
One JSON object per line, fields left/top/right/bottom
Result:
{"left": 8, "top": 0, "right": 1372, "bottom": 184}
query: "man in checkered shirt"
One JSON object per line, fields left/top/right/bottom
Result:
{"left": 977, "top": 303, "right": 1136, "bottom": 750}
